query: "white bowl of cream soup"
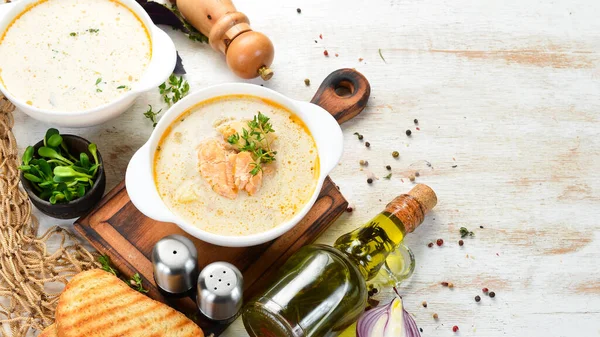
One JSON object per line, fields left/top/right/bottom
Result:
{"left": 126, "top": 84, "right": 344, "bottom": 247}
{"left": 0, "top": 0, "right": 176, "bottom": 127}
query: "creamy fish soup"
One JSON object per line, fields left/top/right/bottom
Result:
{"left": 154, "top": 95, "right": 319, "bottom": 236}
{"left": 0, "top": 0, "right": 151, "bottom": 111}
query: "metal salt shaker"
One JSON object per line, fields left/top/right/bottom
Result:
{"left": 152, "top": 234, "right": 199, "bottom": 296}
{"left": 196, "top": 262, "right": 244, "bottom": 323}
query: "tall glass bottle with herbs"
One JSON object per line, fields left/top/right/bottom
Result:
{"left": 242, "top": 184, "right": 437, "bottom": 337}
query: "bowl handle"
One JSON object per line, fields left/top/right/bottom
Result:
{"left": 125, "top": 143, "right": 174, "bottom": 223}
{"left": 135, "top": 26, "right": 177, "bottom": 93}
{"left": 310, "top": 68, "right": 371, "bottom": 124}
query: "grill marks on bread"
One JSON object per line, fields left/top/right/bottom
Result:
{"left": 54, "top": 269, "right": 203, "bottom": 337}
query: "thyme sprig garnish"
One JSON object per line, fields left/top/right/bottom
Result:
{"left": 129, "top": 273, "right": 149, "bottom": 293}
{"left": 227, "top": 112, "right": 277, "bottom": 176}
{"left": 143, "top": 105, "right": 162, "bottom": 127}
{"left": 98, "top": 255, "right": 149, "bottom": 293}
{"left": 159, "top": 74, "right": 190, "bottom": 106}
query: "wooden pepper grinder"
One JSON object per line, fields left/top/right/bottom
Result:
{"left": 176, "top": 0, "right": 275, "bottom": 80}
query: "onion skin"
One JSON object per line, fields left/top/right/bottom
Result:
{"left": 356, "top": 295, "right": 421, "bottom": 337}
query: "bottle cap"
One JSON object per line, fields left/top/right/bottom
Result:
{"left": 151, "top": 235, "right": 199, "bottom": 295}
{"left": 197, "top": 262, "right": 244, "bottom": 323}
{"left": 407, "top": 184, "right": 437, "bottom": 214}
{"left": 385, "top": 184, "right": 437, "bottom": 233}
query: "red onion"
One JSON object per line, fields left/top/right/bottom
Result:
{"left": 356, "top": 293, "right": 421, "bottom": 337}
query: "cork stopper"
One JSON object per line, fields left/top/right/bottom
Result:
{"left": 407, "top": 184, "right": 437, "bottom": 215}
{"left": 384, "top": 184, "right": 437, "bottom": 233}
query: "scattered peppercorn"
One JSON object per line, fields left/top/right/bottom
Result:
{"left": 406, "top": 129, "right": 412, "bottom": 136}
{"left": 409, "top": 174, "right": 416, "bottom": 182}
{"left": 367, "top": 178, "right": 373, "bottom": 184}
{"left": 415, "top": 171, "right": 420, "bottom": 177}
{"left": 372, "top": 288, "right": 378, "bottom": 294}
{"left": 296, "top": 8, "right": 301, "bottom": 13}
{"left": 448, "top": 282, "right": 454, "bottom": 288}
{"left": 335, "top": 53, "right": 339, "bottom": 57}
{"left": 386, "top": 165, "right": 391, "bottom": 170}
{"left": 459, "top": 239, "right": 464, "bottom": 246}
{"left": 422, "top": 301, "right": 427, "bottom": 308}
{"left": 453, "top": 326, "right": 459, "bottom": 332}
{"left": 475, "top": 295, "right": 481, "bottom": 302}
{"left": 319, "top": 34, "right": 323, "bottom": 39}
{"left": 436, "top": 239, "right": 444, "bottom": 246}
{"left": 359, "top": 160, "right": 368, "bottom": 166}
{"left": 489, "top": 291, "right": 496, "bottom": 298}
{"left": 420, "top": 328, "right": 423, "bottom": 333}
{"left": 452, "top": 165, "right": 458, "bottom": 168}
{"left": 353, "top": 132, "right": 364, "bottom": 140}
{"left": 482, "top": 287, "right": 489, "bottom": 294}
{"left": 480, "top": 225, "right": 484, "bottom": 228}
{"left": 365, "top": 142, "right": 371, "bottom": 148}
{"left": 304, "top": 78, "right": 310, "bottom": 86}
{"left": 427, "top": 242, "right": 434, "bottom": 248}
{"left": 346, "top": 206, "right": 353, "bottom": 213}
{"left": 323, "top": 50, "right": 329, "bottom": 56}
{"left": 414, "top": 119, "right": 418, "bottom": 124}
{"left": 392, "top": 151, "right": 399, "bottom": 158}
{"left": 441, "top": 281, "right": 449, "bottom": 287}
{"left": 433, "top": 313, "right": 438, "bottom": 319}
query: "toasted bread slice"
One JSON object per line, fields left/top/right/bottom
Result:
{"left": 39, "top": 324, "right": 57, "bottom": 337}
{"left": 55, "top": 269, "right": 203, "bottom": 337}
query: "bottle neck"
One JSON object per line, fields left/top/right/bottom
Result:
{"left": 333, "top": 194, "right": 425, "bottom": 281}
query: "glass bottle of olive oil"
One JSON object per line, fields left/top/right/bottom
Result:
{"left": 242, "top": 184, "right": 437, "bottom": 337}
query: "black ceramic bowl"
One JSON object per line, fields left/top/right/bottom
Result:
{"left": 20, "top": 135, "right": 106, "bottom": 219}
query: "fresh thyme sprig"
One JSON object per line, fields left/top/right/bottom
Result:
{"left": 227, "top": 112, "right": 277, "bottom": 176}
{"left": 143, "top": 105, "right": 162, "bottom": 127}
{"left": 99, "top": 254, "right": 118, "bottom": 276}
{"left": 159, "top": 74, "right": 190, "bottom": 106}
{"left": 98, "top": 255, "right": 149, "bottom": 293}
{"left": 129, "top": 273, "right": 149, "bottom": 293}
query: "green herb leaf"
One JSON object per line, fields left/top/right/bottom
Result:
{"left": 95, "top": 78, "right": 102, "bottom": 85}
{"left": 54, "top": 166, "right": 92, "bottom": 179}
{"left": 22, "top": 146, "right": 34, "bottom": 165}
{"left": 143, "top": 105, "right": 162, "bottom": 127}
{"left": 24, "top": 173, "right": 42, "bottom": 183}
{"left": 384, "top": 173, "right": 392, "bottom": 179}
{"left": 77, "top": 184, "right": 86, "bottom": 197}
{"left": 158, "top": 75, "right": 189, "bottom": 106}
{"left": 37, "top": 159, "right": 52, "bottom": 178}
{"left": 227, "top": 112, "right": 277, "bottom": 175}
{"left": 128, "top": 273, "right": 149, "bottom": 293}
{"left": 44, "top": 129, "right": 59, "bottom": 147}
{"left": 69, "top": 32, "right": 77, "bottom": 37}
{"left": 38, "top": 147, "right": 73, "bottom": 165}
{"left": 87, "top": 28, "right": 99, "bottom": 33}
{"left": 88, "top": 143, "right": 97, "bottom": 162}
{"left": 116, "top": 85, "right": 127, "bottom": 89}
{"left": 47, "top": 133, "right": 63, "bottom": 148}
{"left": 459, "top": 226, "right": 474, "bottom": 238}
{"left": 98, "top": 255, "right": 119, "bottom": 276}
{"left": 378, "top": 48, "right": 387, "bottom": 63}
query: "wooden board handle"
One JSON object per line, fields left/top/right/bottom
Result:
{"left": 310, "top": 68, "right": 371, "bottom": 124}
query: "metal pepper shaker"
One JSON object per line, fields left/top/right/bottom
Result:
{"left": 196, "top": 262, "right": 243, "bottom": 323}
{"left": 152, "top": 234, "right": 199, "bottom": 296}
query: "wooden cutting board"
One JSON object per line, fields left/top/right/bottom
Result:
{"left": 74, "top": 68, "right": 370, "bottom": 336}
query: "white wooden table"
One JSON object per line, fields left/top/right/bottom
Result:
{"left": 13, "top": 0, "right": 600, "bottom": 336}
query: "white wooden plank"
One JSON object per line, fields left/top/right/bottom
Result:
{"left": 10, "top": 0, "right": 600, "bottom": 335}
